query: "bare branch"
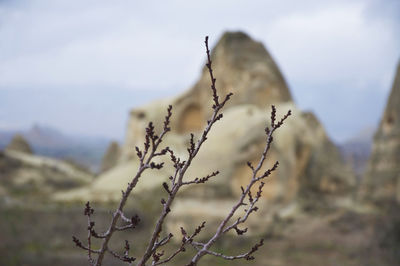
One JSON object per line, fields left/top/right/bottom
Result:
{"left": 74, "top": 35, "right": 290, "bottom": 266}
{"left": 182, "top": 171, "right": 220, "bottom": 185}
{"left": 152, "top": 222, "right": 206, "bottom": 266}
{"left": 136, "top": 39, "right": 234, "bottom": 264}
{"left": 108, "top": 246, "right": 136, "bottom": 264}
{"left": 90, "top": 106, "right": 173, "bottom": 266}
{"left": 72, "top": 236, "right": 101, "bottom": 255}
{"left": 202, "top": 239, "right": 264, "bottom": 261}
{"left": 205, "top": 36, "right": 219, "bottom": 107}
{"left": 186, "top": 37, "right": 291, "bottom": 265}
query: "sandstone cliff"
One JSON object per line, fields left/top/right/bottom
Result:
{"left": 362, "top": 61, "right": 400, "bottom": 202}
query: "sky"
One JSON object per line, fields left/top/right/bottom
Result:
{"left": 0, "top": 0, "right": 399, "bottom": 143}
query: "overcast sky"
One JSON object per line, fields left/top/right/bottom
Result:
{"left": 0, "top": 0, "right": 399, "bottom": 142}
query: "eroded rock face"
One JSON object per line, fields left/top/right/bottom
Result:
{"left": 5, "top": 134, "right": 33, "bottom": 154}
{"left": 53, "top": 31, "right": 357, "bottom": 239}
{"left": 66, "top": 31, "right": 354, "bottom": 207}
{"left": 185, "top": 31, "right": 292, "bottom": 110}
{"left": 362, "top": 62, "right": 400, "bottom": 202}
{"left": 122, "top": 31, "right": 293, "bottom": 161}
{"left": 100, "top": 141, "right": 121, "bottom": 173}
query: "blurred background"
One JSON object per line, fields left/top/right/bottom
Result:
{"left": 1, "top": 0, "right": 400, "bottom": 265}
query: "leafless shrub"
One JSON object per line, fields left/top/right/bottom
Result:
{"left": 73, "top": 36, "right": 291, "bottom": 266}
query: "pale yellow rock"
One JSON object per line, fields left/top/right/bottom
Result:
{"left": 54, "top": 32, "right": 354, "bottom": 237}
{"left": 1, "top": 150, "right": 93, "bottom": 196}
{"left": 363, "top": 61, "right": 400, "bottom": 202}
{"left": 54, "top": 158, "right": 172, "bottom": 202}
{"left": 121, "top": 31, "right": 293, "bottom": 161}
{"left": 100, "top": 141, "right": 121, "bottom": 173}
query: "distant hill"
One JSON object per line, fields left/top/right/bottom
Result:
{"left": 338, "top": 126, "right": 375, "bottom": 180}
{"left": 0, "top": 124, "right": 111, "bottom": 172}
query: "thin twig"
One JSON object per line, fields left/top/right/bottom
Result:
{"left": 186, "top": 37, "right": 291, "bottom": 265}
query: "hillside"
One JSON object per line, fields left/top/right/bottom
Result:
{"left": 0, "top": 124, "right": 110, "bottom": 172}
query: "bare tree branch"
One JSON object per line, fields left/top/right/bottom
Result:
{"left": 73, "top": 35, "right": 290, "bottom": 266}
{"left": 186, "top": 37, "right": 291, "bottom": 265}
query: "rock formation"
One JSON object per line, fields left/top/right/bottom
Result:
{"left": 0, "top": 149, "right": 93, "bottom": 197}
{"left": 122, "top": 31, "right": 292, "bottom": 161}
{"left": 362, "top": 61, "right": 400, "bottom": 202}
{"left": 5, "top": 134, "right": 33, "bottom": 154}
{"left": 100, "top": 141, "right": 121, "bottom": 173}
{"left": 59, "top": 32, "right": 354, "bottom": 210}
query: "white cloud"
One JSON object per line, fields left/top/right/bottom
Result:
{"left": 0, "top": 2, "right": 208, "bottom": 90}
{"left": 1, "top": 0, "right": 398, "bottom": 92}
{"left": 263, "top": 1, "right": 397, "bottom": 88}
{"left": 0, "top": 0, "right": 398, "bottom": 141}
